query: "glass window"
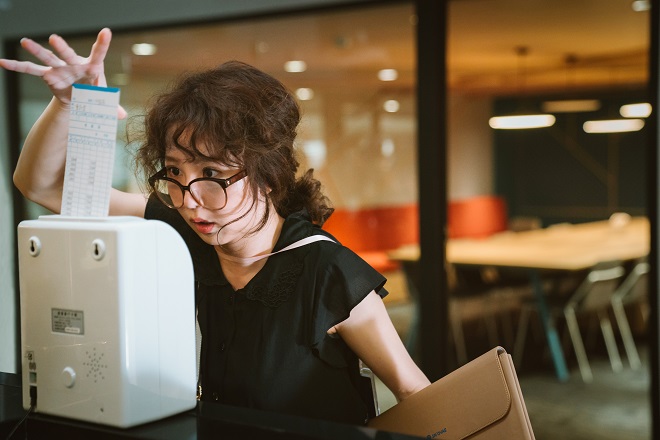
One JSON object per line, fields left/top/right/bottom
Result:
{"left": 14, "top": 0, "right": 418, "bottom": 415}
{"left": 16, "top": 3, "right": 418, "bottom": 226}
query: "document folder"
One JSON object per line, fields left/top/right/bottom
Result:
{"left": 368, "top": 346, "right": 535, "bottom": 439}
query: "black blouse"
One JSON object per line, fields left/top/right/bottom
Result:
{"left": 145, "top": 195, "right": 388, "bottom": 425}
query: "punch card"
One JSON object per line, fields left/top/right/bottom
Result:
{"left": 61, "top": 84, "right": 120, "bottom": 217}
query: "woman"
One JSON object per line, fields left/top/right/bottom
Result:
{"left": 2, "top": 28, "right": 430, "bottom": 425}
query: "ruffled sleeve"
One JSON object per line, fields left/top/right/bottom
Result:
{"left": 308, "top": 243, "right": 388, "bottom": 367}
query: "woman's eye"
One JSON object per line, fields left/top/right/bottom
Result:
{"left": 202, "top": 168, "right": 219, "bottom": 178}
{"left": 165, "top": 166, "right": 181, "bottom": 177}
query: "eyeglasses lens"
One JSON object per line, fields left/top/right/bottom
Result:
{"left": 191, "top": 180, "right": 227, "bottom": 209}
{"left": 153, "top": 179, "right": 227, "bottom": 209}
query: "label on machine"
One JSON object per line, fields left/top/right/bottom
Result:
{"left": 51, "top": 308, "right": 85, "bottom": 335}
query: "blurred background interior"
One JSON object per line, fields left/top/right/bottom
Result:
{"left": 2, "top": 1, "right": 654, "bottom": 439}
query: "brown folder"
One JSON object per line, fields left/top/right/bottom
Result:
{"left": 367, "top": 346, "right": 535, "bottom": 439}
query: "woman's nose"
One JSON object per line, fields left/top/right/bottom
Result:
{"left": 181, "top": 189, "right": 201, "bottom": 209}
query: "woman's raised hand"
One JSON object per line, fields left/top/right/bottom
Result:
{"left": 0, "top": 27, "right": 127, "bottom": 118}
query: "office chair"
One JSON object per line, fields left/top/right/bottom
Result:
{"left": 359, "top": 360, "right": 380, "bottom": 417}
{"left": 399, "top": 260, "right": 506, "bottom": 366}
{"left": 515, "top": 260, "right": 626, "bottom": 382}
{"left": 611, "top": 257, "right": 649, "bottom": 370}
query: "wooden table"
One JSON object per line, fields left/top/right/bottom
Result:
{"left": 389, "top": 216, "right": 650, "bottom": 381}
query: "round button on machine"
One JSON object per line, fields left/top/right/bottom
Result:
{"left": 62, "top": 367, "right": 76, "bottom": 388}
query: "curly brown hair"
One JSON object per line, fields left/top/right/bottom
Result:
{"left": 132, "top": 60, "right": 333, "bottom": 227}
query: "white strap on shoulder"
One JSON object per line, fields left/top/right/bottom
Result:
{"left": 222, "top": 235, "right": 336, "bottom": 265}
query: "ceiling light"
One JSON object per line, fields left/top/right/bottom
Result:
{"left": 540, "top": 55, "right": 601, "bottom": 113}
{"left": 254, "top": 41, "right": 269, "bottom": 54}
{"left": 131, "top": 43, "right": 157, "bottom": 56}
{"left": 541, "top": 99, "right": 601, "bottom": 113}
{"left": 302, "top": 140, "right": 326, "bottom": 169}
{"left": 295, "top": 88, "right": 314, "bottom": 101}
{"left": 583, "top": 119, "right": 645, "bottom": 133}
{"left": 631, "top": 0, "right": 650, "bottom": 12}
{"left": 620, "top": 103, "right": 651, "bottom": 118}
{"left": 490, "top": 46, "right": 555, "bottom": 130}
{"left": 378, "top": 69, "right": 398, "bottom": 81}
{"left": 489, "top": 114, "right": 556, "bottom": 129}
{"left": 381, "top": 138, "right": 395, "bottom": 157}
{"left": 284, "top": 60, "right": 307, "bottom": 73}
{"left": 383, "top": 100, "right": 400, "bottom": 112}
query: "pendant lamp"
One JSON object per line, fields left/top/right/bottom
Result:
{"left": 541, "top": 54, "right": 601, "bottom": 114}
{"left": 620, "top": 103, "right": 651, "bottom": 118}
{"left": 583, "top": 118, "right": 644, "bottom": 133}
{"left": 582, "top": 101, "right": 651, "bottom": 133}
{"left": 583, "top": 64, "right": 647, "bottom": 134}
{"left": 489, "top": 46, "right": 555, "bottom": 130}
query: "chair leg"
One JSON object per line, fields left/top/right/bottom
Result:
{"left": 405, "top": 303, "right": 419, "bottom": 356}
{"left": 359, "top": 360, "right": 380, "bottom": 416}
{"left": 500, "top": 309, "right": 516, "bottom": 351}
{"left": 564, "top": 308, "right": 593, "bottom": 382}
{"left": 484, "top": 313, "right": 500, "bottom": 348}
{"left": 597, "top": 310, "right": 623, "bottom": 373}
{"left": 491, "top": 288, "right": 516, "bottom": 349}
{"left": 513, "top": 305, "right": 531, "bottom": 367}
{"left": 450, "top": 305, "right": 468, "bottom": 366}
{"left": 612, "top": 298, "right": 642, "bottom": 370}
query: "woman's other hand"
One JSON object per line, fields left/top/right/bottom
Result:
{"left": 0, "top": 27, "right": 127, "bottom": 119}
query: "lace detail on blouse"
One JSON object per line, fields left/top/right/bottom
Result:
{"left": 244, "top": 261, "right": 304, "bottom": 308}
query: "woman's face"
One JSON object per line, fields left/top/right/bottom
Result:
{"left": 163, "top": 143, "right": 265, "bottom": 248}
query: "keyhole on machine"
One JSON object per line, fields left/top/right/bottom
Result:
{"left": 91, "top": 239, "right": 106, "bottom": 261}
{"left": 28, "top": 236, "right": 41, "bottom": 257}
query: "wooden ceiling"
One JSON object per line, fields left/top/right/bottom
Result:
{"left": 21, "top": 0, "right": 650, "bottom": 99}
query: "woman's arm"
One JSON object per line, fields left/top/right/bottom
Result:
{"left": 3, "top": 28, "right": 145, "bottom": 217}
{"left": 13, "top": 97, "right": 70, "bottom": 213}
{"left": 332, "top": 291, "right": 431, "bottom": 402}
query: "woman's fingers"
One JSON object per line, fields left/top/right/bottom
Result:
{"left": 87, "top": 28, "right": 112, "bottom": 66}
{"left": 0, "top": 59, "right": 49, "bottom": 76}
{"left": 48, "top": 34, "right": 83, "bottom": 66}
{"left": 20, "top": 37, "right": 67, "bottom": 68}
{"left": 1, "top": 28, "right": 123, "bottom": 112}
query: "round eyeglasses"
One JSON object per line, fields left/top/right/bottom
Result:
{"left": 148, "top": 169, "right": 247, "bottom": 210}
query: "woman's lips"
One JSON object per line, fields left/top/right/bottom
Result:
{"left": 191, "top": 218, "right": 215, "bottom": 234}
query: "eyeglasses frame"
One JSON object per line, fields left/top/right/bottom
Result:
{"left": 148, "top": 168, "right": 247, "bottom": 210}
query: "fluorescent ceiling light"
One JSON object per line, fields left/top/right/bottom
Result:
{"left": 620, "top": 103, "right": 651, "bottom": 118}
{"left": 583, "top": 119, "right": 645, "bottom": 133}
{"left": 131, "top": 43, "right": 157, "bottom": 56}
{"left": 489, "top": 114, "right": 556, "bottom": 129}
{"left": 541, "top": 99, "right": 601, "bottom": 113}
{"left": 284, "top": 60, "right": 307, "bottom": 73}
{"left": 378, "top": 69, "right": 398, "bottom": 81}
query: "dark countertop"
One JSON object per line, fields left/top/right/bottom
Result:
{"left": 0, "top": 373, "right": 420, "bottom": 440}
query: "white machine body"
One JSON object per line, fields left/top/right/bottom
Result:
{"left": 18, "top": 216, "right": 197, "bottom": 428}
